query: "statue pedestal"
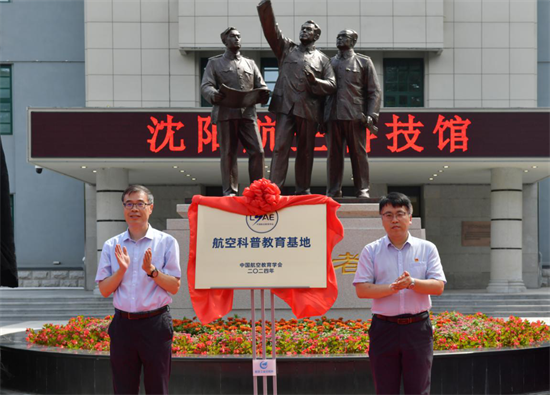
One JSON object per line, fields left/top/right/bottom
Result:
{"left": 165, "top": 201, "right": 426, "bottom": 321}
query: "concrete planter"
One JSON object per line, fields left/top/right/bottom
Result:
{"left": 0, "top": 332, "right": 548, "bottom": 394}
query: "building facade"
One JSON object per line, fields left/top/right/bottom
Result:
{"left": 0, "top": 0, "right": 86, "bottom": 286}
{"left": 81, "top": 0, "right": 550, "bottom": 291}
{"left": 4, "top": 0, "right": 550, "bottom": 294}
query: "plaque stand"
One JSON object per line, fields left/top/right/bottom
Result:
{"left": 251, "top": 289, "right": 278, "bottom": 395}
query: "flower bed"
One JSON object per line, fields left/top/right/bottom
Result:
{"left": 26, "top": 311, "right": 550, "bottom": 356}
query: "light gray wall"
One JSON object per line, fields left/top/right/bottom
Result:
{"left": 146, "top": 185, "right": 203, "bottom": 232}
{"left": 523, "top": 183, "right": 541, "bottom": 287}
{"left": 539, "top": 177, "right": 550, "bottom": 268}
{"left": 537, "top": 0, "right": 550, "bottom": 269}
{"left": 0, "top": 0, "right": 86, "bottom": 269}
{"left": 423, "top": 183, "right": 542, "bottom": 289}
{"left": 423, "top": 185, "right": 492, "bottom": 289}
{"left": 86, "top": 0, "right": 538, "bottom": 109}
{"left": 538, "top": 0, "right": 550, "bottom": 107}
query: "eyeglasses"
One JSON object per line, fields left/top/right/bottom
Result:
{"left": 123, "top": 202, "right": 152, "bottom": 210}
{"left": 381, "top": 211, "right": 409, "bottom": 220}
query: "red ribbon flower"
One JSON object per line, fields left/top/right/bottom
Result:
{"left": 242, "top": 178, "right": 280, "bottom": 213}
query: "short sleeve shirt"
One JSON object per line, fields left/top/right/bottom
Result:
{"left": 353, "top": 234, "right": 446, "bottom": 316}
{"left": 95, "top": 226, "right": 181, "bottom": 313}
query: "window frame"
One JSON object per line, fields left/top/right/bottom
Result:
{"left": 0, "top": 64, "right": 13, "bottom": 135}
{"left": 383, "top": 58, "right": 424, "bottom": 108}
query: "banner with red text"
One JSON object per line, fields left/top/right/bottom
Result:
{"left": 29, "top": 110, "right": 550, "bottom": 159}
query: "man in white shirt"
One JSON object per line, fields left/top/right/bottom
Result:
{"left": 354, "top": 192, "right": 446, "bottom": 395}
{"left": 96, "top": 185, "right": 181, "bottom": 395}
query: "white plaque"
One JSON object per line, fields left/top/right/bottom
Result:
{"left": 252, "top": 359, "right": 277, "bottom": 376}
{"left": 195, "top": 204, "right": 327, "bottom": 289}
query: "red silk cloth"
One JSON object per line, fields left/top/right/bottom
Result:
{"left": 187, "top": 179, "right": 344, "bottom": 324}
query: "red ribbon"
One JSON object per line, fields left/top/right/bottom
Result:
{"left": 187, "top": 179, "right": 344, "bottom": 324}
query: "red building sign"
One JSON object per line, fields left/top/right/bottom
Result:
{"left": 29, "top": 110, "right": 549, "bottom": 159}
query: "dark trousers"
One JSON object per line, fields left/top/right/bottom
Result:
{"left": 269, "top": 113, "right": 318, "bottom": 194}
{"left": 326, "top": 120, "right": 370, "bottom": 198}
{"left": 108, "top": 309, "right": 174, "bottom": 395}
{"left": 368, "top": 315, "right": 434, "bottom": 395}
{"left": 217, "top": 119, "right": 265, "bottom": 196}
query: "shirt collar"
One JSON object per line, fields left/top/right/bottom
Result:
{"left": 385, "top": 233, "right": 413, "bottom": 250}
{"left": 144, "top": 225, "right": 156, "bottom": 240}
{"left": 224, "top": 50, "right": 241, "bottom": 61}
{"left": 122, "top": 224, "right": 156, "bottom": 242}
{"left": 299, "top": 43, "right": 316, "bottom": 54}
{"left": 337, "top": 49, "right": 355, "bottom": 60}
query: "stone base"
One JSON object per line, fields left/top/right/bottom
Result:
{"left": 332, "top": 197, "right": 380, "bottom": 204}
{"left": 17, "top": 270, "right": 85, "bottom": 288}
{"left": 2, "top": 331, "right": 549, "bottom": 395}
{"left": 486, "top": 279, "right": 527, "bottom": 293}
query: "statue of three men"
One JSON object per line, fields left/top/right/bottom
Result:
{"left": 201, "top": 0, "right": 381, "bottom": 198}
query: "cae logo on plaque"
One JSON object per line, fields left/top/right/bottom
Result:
{"left": 253, "top": 359, "right": 276, "bottom": 376}
{"left": 246, "top": 213, "right": 279, "bottom": 233}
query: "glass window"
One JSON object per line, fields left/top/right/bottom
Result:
{"left": 261, "top": 58, "right": 278, "bottom": 107}
{"left": 383, "top": 59, "right": 424, "bottom": 108}
{"left": 0, "top": 65, "right": 12, "bottom": 135}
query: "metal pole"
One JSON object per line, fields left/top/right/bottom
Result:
{"left": 261, "top": 289, "right": 268, "bottom": 395}
{"left": 270, "top": 291, "right": 278, "bottom": 395}
{"left": 251, "top": 290, "right": 258, "bottom": 395}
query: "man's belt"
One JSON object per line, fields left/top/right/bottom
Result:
{"left": 375, "top": 311, "right": 429, "bottom": 325}
{"left": 116, "top": 305, "right": 168, "bottom": 320}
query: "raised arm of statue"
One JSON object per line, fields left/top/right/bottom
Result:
{"left": 257, "top": 0, "right": 289, "bottom": 60}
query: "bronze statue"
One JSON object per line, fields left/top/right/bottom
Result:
{"left": 201, "top": 27, "right": 270, "bottom": 196}
{"left": 257, "top": 0, "right": 336, "bottom": 195}
{"left": 325, "top": 30, "right": 381, "bottom": 198}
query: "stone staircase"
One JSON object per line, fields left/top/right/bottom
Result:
{"left": 0, "top": 288, "right": 115, "bottom": 325}
{"left": 431, "top": 291, "right": 550, "bottom": 318}
{"left": 0, "top": 288, "right": 548, "bottom": 326}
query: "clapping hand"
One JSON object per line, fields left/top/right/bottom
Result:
{"left": 390, "top": 271, "right": 412, "bottom": 291}
{"left": 142, "top": 248, "right": 154, "bottom": 274}
{"left": 115, "top": 244, "right": 130, "bottom": 272}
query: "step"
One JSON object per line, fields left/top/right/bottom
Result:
{"left": 432, "top": 294, "right": 550, "bottom": 301}
{"left": 432, "top": 300, "right": 550, "bottom": 306}
{"left": 0, "top": 304, "right": 112, "bottom": 310}
{"left": 0, "top": 307, "right": 114, "bottom": 314}
{"left": 431, "top": 304, "right": 550, "bottom": 309}
{"left": 431, "top": 311, "right": 549, "bottom": 318}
